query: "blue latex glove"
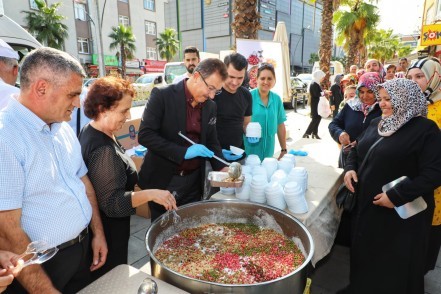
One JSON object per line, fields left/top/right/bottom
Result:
{"left": 289, "top": 149, "right": 308, "bottom": 156}
{"left": 184, "top": 144, "right": 214, "bottom": 159}
{"left": 222, "top": 149, "right": 242, "bottom": 161}
{"left": 247, "top": 137, "right": 260, "bottom": 144}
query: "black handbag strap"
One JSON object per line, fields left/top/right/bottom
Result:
{"left": 357, "top": 137, "right": 383, "bottom": 175}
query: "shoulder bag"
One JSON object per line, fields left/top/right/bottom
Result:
{"left": 336, "top": 137, "right": 383, "bottom": 212}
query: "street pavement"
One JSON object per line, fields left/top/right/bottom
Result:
{"left": 127, "top": 107, "right": 441, "bottom": 293}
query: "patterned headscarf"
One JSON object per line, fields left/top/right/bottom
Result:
{"left": 347, "top": 72, "right": 382, "bottom": 117}
{"left": 407, "top": 57, "right": 441, "bottom": 104}
{"left": 377, "top": 79, "right": 427, "bottom": 137}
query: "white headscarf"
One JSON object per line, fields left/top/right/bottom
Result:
{"left": 377, "top": 79, "right": 427, "bottom": 137}
{"left": 312, "top": 70, "right": 325, "bottom": 84}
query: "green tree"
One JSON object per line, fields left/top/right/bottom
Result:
{"left": 334, "top": 0, "right": 380, "bottom": 72}
{"left": 309, "top": 53, "right": 319, "bottom": 65}
{"left": 109, "top": 24, "right": 136, "bottom": 79}
{"left": 367, "top": 29, "right": 408, "bottom": 64}
{"left": 155, "top": 28, "right": 180, "bottom": 62}
{"left": 22, "top": 0, "right": 68, "bottom": 49}
{"left": 231, "top": 0, "right": 261, "bottom": 43}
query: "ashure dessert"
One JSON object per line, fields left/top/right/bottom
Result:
{"left": 154, "top": 223, "right": 305, "bottom": 284}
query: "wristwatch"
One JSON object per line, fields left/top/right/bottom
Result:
{"left": 281, "top": 149, "right": 287, "bottom": 152}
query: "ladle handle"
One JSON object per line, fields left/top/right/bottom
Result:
{"left": 178, "top": 131, "right": 230, "bottom": 166}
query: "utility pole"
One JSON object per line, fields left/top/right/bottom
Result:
{"left": 87, "top": 0, "right": 105, "bottom": 77}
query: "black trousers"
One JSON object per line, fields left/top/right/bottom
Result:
{"left": 149, "top": 169, "right": 202, "bottom": 222}
{"left": 304, "top": 114, "right": 322, "bottom": 135}
{"left": 6, "top": 234, "right": 91, "bottom": 294}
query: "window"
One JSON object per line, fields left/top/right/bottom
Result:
{"left": 77, "top": 38, "right": 90, "bottom": 54}
{"left": 119, "top": 15, "right": 130, "bottom": 27}
{"left": 145, "top": 21, "right": 156, "bottom": 35}
{"left": 144, "top": 0, "right": 155, "bottom": 11}
{"left": 74, "top": 3, "right": 87, "bottom": 21}
{"left": 146, "top": 47, "right": 157, "bottom": 60}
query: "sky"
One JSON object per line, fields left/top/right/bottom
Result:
{"left": 376, "top": 0, "right": 425, "bottom": 35}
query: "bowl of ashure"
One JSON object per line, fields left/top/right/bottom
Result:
{"left": 145, "top": 200, "right": 314, "bottom": 294}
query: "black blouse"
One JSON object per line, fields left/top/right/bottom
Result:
{"left": 79, "top": 124, "right": 137, "bottom": 218}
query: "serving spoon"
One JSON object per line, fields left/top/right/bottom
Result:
{"left": 12, "top": 240, "right": 59, "bottom": 268}
{"left": 178, "top": 131, "right": 242, "bottom": 180}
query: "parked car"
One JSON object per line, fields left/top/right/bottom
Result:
{"left": 296, "top": 73, "right": 313, "bottom": 91}
{"left": 83, "top": 78, "right": 97, "bottom": 88}
{"left": 285, "top": 77, "right": 308, "bottom": 110}
{"left": 132, "top": 73, "right": 166, "bottom": 103}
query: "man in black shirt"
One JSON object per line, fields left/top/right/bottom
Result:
{"left": 213, "top": 53, "right": 252, "bottom": 162}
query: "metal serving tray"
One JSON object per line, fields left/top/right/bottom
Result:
{"left": 207, "top": 171, "right": 244, "bottom": 188}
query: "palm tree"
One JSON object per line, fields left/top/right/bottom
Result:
{"left": 367, "top": 29, "right": 412, "bottom": 64}
{"left": 22, "top": 0, "right": 68, "bottom": 49}
{"left": 155, "top": 28, "right": 180, "bottom": 62}
{"left": 231, "top": 0, "right": 261, "bottom": 43}
{"left": 334, "top": 0, "right": 380, "bottom": 72}
{"left": 318, "top": 0, "right": 340, "bottom": 89}
{"left": 109, "top": 24, "right": 136, "bottom": 79}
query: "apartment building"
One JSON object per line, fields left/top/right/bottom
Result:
{"left": 164, "top": 0, "right": 323, "bottom": 73}
{"left": 2, "top": 0, "right": 166, "bottom": 78}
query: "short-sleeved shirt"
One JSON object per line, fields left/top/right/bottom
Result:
{"left": 213, "top": 86, "right": 252, "bottom": 150}
{"left": 0, "top": 97, "right": 91, "bottom": 247}
{"left": 244, "top": 89, "right": 287, "bottom": 160}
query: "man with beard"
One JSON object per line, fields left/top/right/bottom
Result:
{"left": 173, "top": 46, "right": 200, "bottom": 83}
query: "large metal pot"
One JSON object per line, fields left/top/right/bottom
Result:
{"left": 145, "top": 200, "right": 314, "bottom": 294}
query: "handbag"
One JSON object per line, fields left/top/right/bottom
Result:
{"left": 335, "top": 137, "right": 383, "bottom": 212}
{"left": 317, "top": 96, "right": 331, "bottom": 118}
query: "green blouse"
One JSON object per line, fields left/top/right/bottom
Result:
{"left": 244, "top": 88, "right": 287, "bottom": 161}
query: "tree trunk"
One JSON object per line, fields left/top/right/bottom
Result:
{"left": 231, "top": 0, "right": 261, "bottom": 46}
{"left": 319, "top": 0, "right": 334, "bottom": 90}
{"left": 121, "top": 43, "right": 126, "bottom": 79}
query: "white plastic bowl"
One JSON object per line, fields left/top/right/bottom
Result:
{"left": 230, "top": 145, "right": 244, "bottom": 156}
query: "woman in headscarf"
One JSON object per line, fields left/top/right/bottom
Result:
{"left": 406, "top": 57, "right": 441, "bottom": 273}
{"left": 330, "top": 74, "right": 344, "bottom": 118}
{"left": 302, "top": 69, "right": 326, "bottom": 139}
{"left": 329, "top": 72, "right": 382, "bottom": 166}
{"left": 340, "top": 79, "right": 441, "bottom": 294}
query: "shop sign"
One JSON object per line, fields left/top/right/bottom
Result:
{"left": 421, "top": 24, "right": 441, "bottom": 46}
{"left": 92, "top": 54, "right": 119, "bottom": 66}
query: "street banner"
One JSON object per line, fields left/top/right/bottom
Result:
{"left": 236, "top": 38, "right": 283, "bottom": 99}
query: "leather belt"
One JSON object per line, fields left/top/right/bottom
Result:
{"left": 57, "top": 227, "right": 89, "bottom": 250}
{"left": 174, "top": 169, "right": 197, "bottom": 176}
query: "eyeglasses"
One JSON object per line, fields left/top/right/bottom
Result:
{"left": 197, "top": 71, "right": 222, "bottom": 95}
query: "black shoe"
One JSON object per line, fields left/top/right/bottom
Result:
{"left": 312, "top": 134, "right": 321, "bottom": 139}
{"left": 302, "top": 134, "right": 310, "bottom": 138}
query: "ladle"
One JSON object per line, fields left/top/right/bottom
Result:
{"left": 178, "top": 131, "right": 242, "bottom": 180}
{"left": 137, "top": 277, "right": 158, "bottom": 294}
{"left": 12, "top": 240, "right": 59, "bottom": 268}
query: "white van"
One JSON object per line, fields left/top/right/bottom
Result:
{"left": 312, "top": 61, "right": 344, "bottom": 84}
{"left": 0, "top": 14, "right": 42, "bottom": 54}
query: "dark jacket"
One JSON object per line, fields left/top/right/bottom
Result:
{"left": 328, "top": 103, "right": 382, "bottom": 143}
{"left": 137, "top": 81, "right": 225, "bottom": 191}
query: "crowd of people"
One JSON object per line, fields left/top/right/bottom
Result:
{"left": 0, "top": 36, "right": 441, "bottom": 294}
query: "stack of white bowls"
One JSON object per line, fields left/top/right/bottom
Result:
{"left": 241, "top": 165, "right": 253, "bottom": 176}
{"left": 278, "top": 157, "right": 294, "bottom": 174}
{"left": 235, "top": 173, "right": 251, "bottom": 200}
{"left": 284, "top": 182, "right": 308, "bottom": 214}
{"left": 282, "top": 153, "right": 296, "bottom": 166}
{"left": 288, "top": 167, "right": 308, "bottom": 192}
{"left": 262, "top": 157, "right": 278, "bottom": 181}
{"left": 265, "top": 181, "right": 286, "bottom": 210}
{"left": 246, "top": 122, "right": 262, "bottom": 138}
{"left": 249, "top": 174, "right": 267, "bottom": 203}
{"left": 270, "top": 169, "right": 288, "bottom": 186}
{"left": 252, "top": 166, "right": 268, "bottom": 180}
{"left": 245, "top": 154, "right": 261, "bottom": 170}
